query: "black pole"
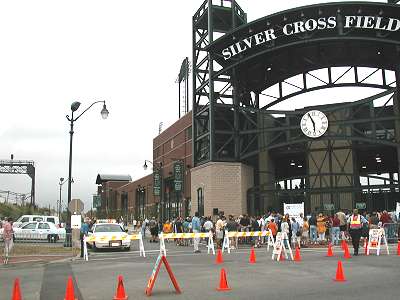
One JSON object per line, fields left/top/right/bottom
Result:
{"left": 59, "top": 183, "right": 62, "bottom": 221}
{"left": 66, "top": 113, "right": 74, "bottom": 234}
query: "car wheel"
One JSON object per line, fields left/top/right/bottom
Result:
{"left": 124, "top": 247, "right": 131, "bottom": 251}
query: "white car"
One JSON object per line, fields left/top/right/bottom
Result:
{"left": 87, "top": 223, "right": 130, "bottom": 251}
{"left": 13, "top": 221, "right": 65, "bottom": 242}
{"left": 13, "top": 215, "right": 60, "bottom": 228}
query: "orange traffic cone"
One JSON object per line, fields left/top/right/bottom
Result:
{"left": 64, "top": 276, "right": 77, "bottom": 300}
{"left": 279, "top": 251, "right": 285, "bottom": 261}
{"left": 333, "top": 260, "right": 346, "bottom": 282}
{"left": 397, "top": 240, "right": 400, "bottom": 256}
{"left": 216, "top": 268, "right": 231, "bottom": 291}
{"left": 11, "top": 278, "right": 22, "bottom": 300}
{"left": 294, "top": 247, "right": 301, "bottom": 262}
{"left": 326, "top": 243, "right": 334, "bottom": 257}
{"left": 341, "top": 239, "right": 346, "bottom": 250}
{"left": 249, "top": 247, "right": 256, "bottom": 264}
{"left": 343, "top": 243, "right": 352, "bottom": 259}
{"left": 216, "top": 249, "right": 223, "bottom": 264}
{"left": 364, "top": 238, "right": 368, "bottom": 255}
{"left": 113, "top": 275, "right": 128, "bottom": 300}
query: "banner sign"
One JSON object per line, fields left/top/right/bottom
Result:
{"left": 222, "top": 14, "right": 400, "bottom": 61}
{"left": 323, "top": 203, "right": 335, "bottom": 211}
{"left": 283, "top": 202, "right": 304, "bottom": 221}
{"left": 173, "top": 161, "right": 184, "bottom": 191}
{"left": 356, "top": 202, "right": 366, "bottom": 209}
{"left": 92, "top": 195, "right": 101, "bottom": 209}
{"left": 153, "top": 169, "right": 161, "bottom": 196}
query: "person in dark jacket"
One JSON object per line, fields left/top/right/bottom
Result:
{"left": 309, "top": 213, "right": 317, "bottom": 244}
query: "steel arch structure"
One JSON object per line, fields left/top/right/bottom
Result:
{"left": 192, "top": 0, "right": 400, "bottom": 213}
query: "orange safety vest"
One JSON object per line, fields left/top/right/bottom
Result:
{"left": 349, "top": 215, "right": 362, "bottom": 230}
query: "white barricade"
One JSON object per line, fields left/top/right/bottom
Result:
{"left": 83, "top": 232, "right": 145, "bottom": 260}
{"left": 272, "top": 232, "right": 293, "bottom": 261}
{"left": 221, "top": 230, "right": 275, "bottom": 254}
{"left": 159, "top": 231, "right": 215, "bottom": 257}
{"left": 367, "top": 228, "right": 389, "bottom": 256}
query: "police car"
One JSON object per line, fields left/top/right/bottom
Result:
{"left": 87, "top": 223, "right": 130, "bottom": 251}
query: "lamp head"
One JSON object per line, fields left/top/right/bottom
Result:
{"left": 101, "top": 103, "right": 109, "bottom": 119}
{"left": 143, "top": 161, "right": 148, "bottom": 170}
{"left": 71, "top": 101, "right": 81, "bottom": 112}
{"left": 60, "top": 177, "right": 64, "bottom": 183}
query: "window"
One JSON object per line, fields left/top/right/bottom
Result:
{"left": 94, "top": 224, "right": 124, "bottom": 233}
{"left": 23, "top": 223, "right": 37, "bottom": 230}
{"left": 46, "top": 217, "right": 55, "bottom": 224}
{"left": 197, "top": 188, "right": 204, "bottom": 217}
{"left": 33, "top": 217, "right": 43, "bottom": 222}
{"left": 38, "top": 223, "right": 50, "bottom": 229}
{"left": 21, "top": 217, "right": 29, "bottom": 223}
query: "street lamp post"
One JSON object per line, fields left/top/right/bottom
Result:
{"left": 58, "top": 177, "right": 68, "bottom": 221}
{"left": 65, "top": 100, "right": 109, "bottom": 232}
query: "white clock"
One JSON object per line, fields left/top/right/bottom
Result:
{"left": 300, "top": 110, "right": 328, "bottom": 138}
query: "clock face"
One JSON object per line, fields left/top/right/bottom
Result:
{"left": 300, "top": 110, "right": 328, "bottom": 138}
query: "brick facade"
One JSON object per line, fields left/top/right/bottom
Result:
{"left": 190, "top": 162, "right": 254, "bottom": 217}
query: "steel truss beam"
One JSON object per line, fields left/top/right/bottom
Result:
{"left": 192, "top": 0, "right": 246, "bottom": 166}
{"left": 0, "top": 160, "right": 35, "bottom": 206}
{"left": 260, "top": 67, "right": 395, "bottom": 109}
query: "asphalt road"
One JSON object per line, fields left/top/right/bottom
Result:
{"left": 1, "top": 240, "right": 400, "bottom": 300}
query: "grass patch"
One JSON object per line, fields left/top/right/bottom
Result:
{"left": 1, "top": 243, "right": 79, "bottom": 256}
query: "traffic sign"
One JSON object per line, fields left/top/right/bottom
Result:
{"left": 68, "top": 198, "right": 84, "bottom": 214}
{"left": 71, "top": 215, "right": 81, "bottom": 229}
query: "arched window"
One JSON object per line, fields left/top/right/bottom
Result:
{"left": 197, "top": 187, "right": 204, "bottom": 216}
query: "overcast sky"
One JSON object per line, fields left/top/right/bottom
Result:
{"left": 0, "top": 0, "right": 385, "bottom": 210}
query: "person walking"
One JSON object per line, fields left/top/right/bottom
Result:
{"left": 347, "top": 209, "right": 368, "bottom": 255}
{"left": 291, "top": 217, "right": 301, "bottom": 248}
{"left": 267, "top": 218, "right": 278, "bottom": 242}
{"left": 216, "top": 215, "right": 225, "bottom": 248}
{"left": 337, "top": 209, "right": 347, "bottom": 241}
{"left": 149, "top": 217, "right": 158, "bottom": 243}
{"left": 330, "top": 213, "right": 341, "bottom": 246}
{"left": 280, "top": 216, "right": 290, "bottom": 249}
{"left": 192, "top": 212, "right": 201, "bottom": 253}
{"left": 317, "top": 213, "right": 327, "bottom": 244}
{"left": 2, "top": 217, "right": 14, "bottom": 264}
{"left": 80, "top": 217, "right": 90, "bottom": 258}
{"left": 308, "top": 213, "right": 318, "bottom": 244}
{"left": 301, "top": 217, "right": 309, "bottom": 246}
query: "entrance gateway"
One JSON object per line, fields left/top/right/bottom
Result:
{"left": 190, "top": 0, "right": 400, "bottom": 217}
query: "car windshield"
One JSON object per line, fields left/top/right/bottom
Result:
{"left": 94, "top": 224, "right": 123, "bottom": 233}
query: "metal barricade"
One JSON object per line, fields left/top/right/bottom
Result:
{"left": 382, "top": 223, "right": 399, "bottom": 243}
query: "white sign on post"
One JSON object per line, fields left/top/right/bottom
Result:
{"left": 272, "top": 232, "right": 293, "bottom": 261}
{"left": 71, "top": 214, "right": 81, "bottom": 229}
{"left": 284, "top": 202, "right": 304, "bottom": 222}
{"left": 396, "top": 202, "right": 400, "bottom": 221}
{"left": 367, "top": 228, "right": 389, "bottom": 256}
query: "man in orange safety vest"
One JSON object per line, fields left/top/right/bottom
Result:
{"left": 347, "top": 209, "right": 368, "bottom": 256}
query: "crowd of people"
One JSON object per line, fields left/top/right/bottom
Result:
{"left": 135, "top": 209, "right": 400, "bottom": 253}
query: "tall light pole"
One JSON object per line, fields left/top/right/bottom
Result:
{"left": 66, "top": 100, "right": 109, "bottom": 231}
{"left": 58, "top": 177, "right": 68, "bottom": 221}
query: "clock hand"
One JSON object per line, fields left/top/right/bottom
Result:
{"left": 308, "top": 113, "right": 316, "bottom": 132}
